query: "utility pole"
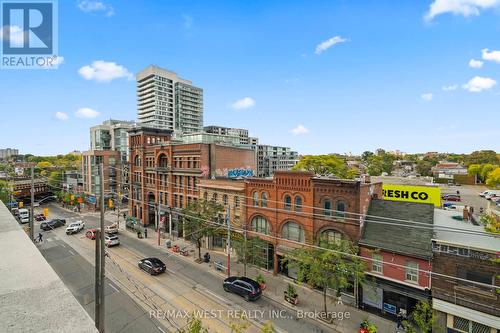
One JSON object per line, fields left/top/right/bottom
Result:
{"left": 243, "top": 220, "right": 247, "bottom": 276}
{"left": 156, "top": 203, "right": 160, "bottom": 246}
{"left": 29, "top": 166, "right": 34, "bottom": 241}
{"left": 94, "top": 228, "right": 101, "bottom": 331}
{"left": 226, "top": 205, "right": 231, "bottom": 277}
{"left": 95, "top": 163, "right": 105, "bottom": 333}
{"left": 168, "top": 208, "right": 173, "bottom": 240}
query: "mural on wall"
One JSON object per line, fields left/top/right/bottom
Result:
{"left": 200, "top": 165, "right": 210, "bottom": 178}
{"left": 215, "top": 166, "right": 255, "bottom": 178}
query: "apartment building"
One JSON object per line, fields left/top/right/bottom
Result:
{"left": 81, "top": 150, "right": 121, "bottom": 197}
{"left": 256, "top": 144, "right": 299, "bottom": 177}
{"left": 90, "top": 119, "right": 135, "bottom": 163}
{"left": 137, "top": 65, "right": 203, "bottom": 133}
{"left": 0, "top": 148, "right": 19, "bottom": 159}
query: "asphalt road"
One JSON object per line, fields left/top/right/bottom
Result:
{"left": 36, "top": 204, "right": 330, "bottom": 333}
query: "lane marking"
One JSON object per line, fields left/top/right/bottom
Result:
{"left": 157, "top": 326, "right": 166, "bottom": 333}
{"left": 108, "top": 283, "right": 120, "bottom": 293}
{"left": 68, "top": 250, "right": 75, "bottom": 256}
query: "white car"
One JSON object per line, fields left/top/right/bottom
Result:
{"left": 18, "top": 208, "right": 29, "bottom": 224}
{"left": 105, "top": 235, "right": 120, "bottom": 247}
{"left": 66, "top": 221, "right": 85, "bottom": 234}
{"left": 105, "top": 223, "right": 119, "bottom": 235}
{"left": 479, "top": 191, "right": 492, "bottom": 197}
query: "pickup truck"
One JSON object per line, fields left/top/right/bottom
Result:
{"left": 105, "top": 223, "right": 118, "bottom": 235}
{"left": 66, "top": 221, "right": 85, "bottom": 234}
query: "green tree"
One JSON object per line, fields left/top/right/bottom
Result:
{"left": 0, "top": 180, "right": 11, "bottom": 204}
{"left": 403, "top": 300, "right": 436, "bottom": 333}
{"left": 179, "top": 314, "right": 209, "bottom": 333}
{"left": 261, "top": 321, "right": 275, "bottom": 333}
{"left": 366, "top": 155, "right": 384, "bottom": 176}
{"left": 416, "top": 160, "right": 434, "bottom": 177}
{"left": 182, "top": 200, "right": 224, "bottom": 260}
{"left": 480, "top": 164, "right": 498, "bottom": 182}
{"left": 234, "top": 236, "right": 269, "bottom": 276}
{"left": 48, "top": 170, "right": 63, "bottom": 193}
{"left": 361, "top": 151, "right": 374, "bottom": 163}
{"left": 468, "top": 164, "right": 481, "bottom": 176}
{"left": 285, "top": 240, "right": 366, "bottom": 315}
{"left": 465, "top": 150, "right": 499, "bottom": 166}
{"left": 485, "top": 167, "right": 500, "bottom": 187}
{"left": 293, "top": 155, "right": 357, "bottom": 178}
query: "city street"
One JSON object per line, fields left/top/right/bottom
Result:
{"left": 33, "top": 204, "right": 331, "bottom": 333}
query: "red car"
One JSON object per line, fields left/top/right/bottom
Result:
{"left": 442, "top": 194, "right": 461, "bottom": 202}
{"left": 86, "top": 229, "right": 97, "bottom": 240}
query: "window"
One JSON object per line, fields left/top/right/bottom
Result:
{"left": 457, "top": 267, "right": 493, "bottom": 287}
{"left": 134, "top": 155, "right": 141, "bottom": 167}
{"left": 372, "top": 253, "right": 383, "bottom": 274}
{"left": 453, "top": 316, "right": 491, "bottom": 333}
{"left": 234, "top": 196, "right": 240, "bottom": 208}
{"left": 212, "top": 193, "right": 217, "bottom": 203}
{"left": 320, "top": 229, "right": 342, "bottom": 246}
{"left": 203, "top": 192, "right": 208, "bottom": 201}
{"left": 251, "top": 216, "right": 269, "bottom": 234}
{"left": 295, "top": 196, "right": 302, "bottom": 212}
{"left": 261, "top": 192, "right": 268, "bottom": 208}
{"left": 405, "top": 262, "right": 419, "bottom": 283}
{"left": 284, "top": 195, "right": 292, "bottom": 210}
{"left": 253, "top": 192, "right": 259, "bottom": 207}
{"left": 282, "top": 221, "right": 305, "bottom": 243}
{"left": 323, "top": 199, "right": 332, "bottom": 216}
{"left": 336, "top": 201, "right": 346, "bottom": 218}
{"left": 223, "top": 194, "right": 228, "bottom": 206}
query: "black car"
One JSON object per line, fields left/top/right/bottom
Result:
{"left": 40, "top": 219, "right": 66, "bottom": 231}
{"left": 138, "top": 258, "right": 166, "bottom": 275}
{"left": 223, "top": 276, "right": 262, "bottom": 301}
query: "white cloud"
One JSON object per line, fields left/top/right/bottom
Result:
{"left": 421, "top": 92, "right": 434, "bottom": 101}
{"left": 55, "top": 112, "right": 69, "bottom": 121}
{"left": 462, "top": 76, "right": 497, "bottom": 92}
{"left": 315, "top": 36, "right": 347, "bottom": 55}
{"left": 290, "top": 125, "right": 309, "bottom": 135}
{"left": 442, "top": 84, "right": 458, "bottom": 91}
{"left": 481, "top": 48, "right": 500, "bottom": 63}
{"left": 78, "top": 60, "right": 133, "bottom": 82}
{"left": 75, "top": 107, "right": 100, "bottom": 118}
{"left": 425, "top": 0, "right": 500, "bottom": 21}
{"left": 229, "top": 97, "right": 255, "bottom": 110}
{"left": 0, "top": 25, "right": 25, "bottom": 46}
{"left": 468, "top": 58, "right": 483, "bottom": 68}
{"left": 77, "top": 0, "right": 114, "bottom": 16}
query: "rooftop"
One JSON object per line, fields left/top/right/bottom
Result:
{"left": 0, "top": 201, "right": 96, "bottom": 332}
{"left": 433, "top": 208, "right": 500, "bottom": 253}
{"left": 359, "top": 199, "right": 434, "bottom": 259}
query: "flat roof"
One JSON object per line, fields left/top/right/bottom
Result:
{"left": 433, "top": 209, "right": 500, "bottom": 253}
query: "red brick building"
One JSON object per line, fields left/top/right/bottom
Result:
{"left": 243, "top": 171, "right": 382, "bottom": 275}
{"left": 128, "top": 126, "right": 256, "bottom": 236}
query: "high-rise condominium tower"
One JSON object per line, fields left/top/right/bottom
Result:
{"left": 136, "top": 65, "right": 203, "bottom": 133}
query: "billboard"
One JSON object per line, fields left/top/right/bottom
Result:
{"left": 382, "top": 184, "right": 441, "bottom": 207}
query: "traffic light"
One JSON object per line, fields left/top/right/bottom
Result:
{"left": 108, "top": 199, "right": 113, "bottom": 208}
{"left": 18, "top": 201, "right": 23, "bottom": 208}
{"left": 43, "top": 208, "right": 49, "bottom": 218}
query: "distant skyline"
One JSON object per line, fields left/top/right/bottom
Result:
{"left": 1, "top": 0, "right": 499, "bottom": 155}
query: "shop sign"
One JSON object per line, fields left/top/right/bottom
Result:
{"left": 383, "top": 303, "right": 397, "bottom": 315}
{"left": 382, "top": 184, "right": 441, "bottom": 207}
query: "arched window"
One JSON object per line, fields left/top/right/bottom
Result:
{"left": 282, "top": 221, "right": 305, "bottom": 243}
{"left": 295, "top": 196, "right": 302, "bottom": 212}
{"left": 158, "top": 154, "right": 168, "bottom": 168}
{"left": 253, "top": 192, "right": 259, "bottom": 207}
{"left": 134, "top": 155, "right": 141, "bottom": 167}
{"left": 212, "top": 193, "right": 217, "bottom": 203}
{"left": 251, "top": 216, "right": 269, "bottom": 234}
{"left": 203, "top": 192, "right": 208, "bottom": 201}
{"left": 261, "top": 192, "right": 268, "bottom": 208}
{"left": 284, "top": 195, "right": 292, "bottom": 210}
{"left": 223, "top": 194, "right": 228, "bottom": 206}
{"left": 320, "top": 229, "right": 342, "bottom": 246}
{"left": 336, "top": 201, "right": 346, "bottom": 218}
{"left": 234, "top": 196, "right": 240, "bottom": 208}
{"left": 323, "top": 199, "right": 332, "bottom": 216}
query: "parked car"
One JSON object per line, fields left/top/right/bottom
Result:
{"left": 223, "top": 276, "right": 262, "bottom": 301}
{"left": 491, "top": 196, "right": 500, "bottom": 204}
{"left": 40, "top": 219, "right": 65, "bottom": 231}
{"left": 66, "top": 221, "right": 85, "bottom": 234}
{"left": 86, "top": 229, "right": 98, "bottom": 240}
{"left": 105, "top": 235, "right": 120, "bottom": 247}
{"left": 18, "top": 208, "right": 30, "bottom": 224}
{"left": 441, "top": 194, "right": 461, "bottom": 202}
{"left": 34, "top": 213, "right": 46, "bottom": 221}
{"left": 105, "top": 223, "right": 118, "bottom": 235}
{"left": 138, "top": 258, "right": 166, "bottom": 275}
{"left": 485, "top": 191, "right": 500, "bottom": 200}
{"left": 479, "top": 191, "right": 492, "bottom": 197}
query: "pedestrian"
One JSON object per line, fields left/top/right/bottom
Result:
{"left": 144, "top": 228, "right": 148, "bottom": 238}
{"left": 396, "top": 310, "right": 404, "bottom": 330}
{"left": 37, "top": 232, "right": 43, "bottom": 243}
{"left": 463, "top": 205, "right": 469, "bottom": 221}
{"left": 470, "top": 206, "right": 474, "bottom": 215}
{"left": 123, "top": 213, "right": 126, "bottom": 220}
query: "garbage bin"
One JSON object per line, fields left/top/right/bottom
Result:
{"left": 165, "top": 239, "right": 172, "bottom": 248}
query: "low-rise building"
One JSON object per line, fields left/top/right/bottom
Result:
{"left": 431, "top": 162, "right": 468, "bottom": 178}
{"left": 359, "top": 200, "right": 433, "bottom": 320}
{"left": 431, "top": 209, "right": 500, "bottom": 333}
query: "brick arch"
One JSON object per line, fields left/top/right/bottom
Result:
{"left": 247, "top": 213, "right": 274, "bottom": 234}
{"left": 315, "top": 225, "right": 350, "bottom": 243}
{"left": 277, "top": 219, "right": 310, "bottom": 242}
{"left": 156, "top": 152, "right": 169, "bottom": 167}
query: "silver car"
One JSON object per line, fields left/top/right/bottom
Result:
{"left": 105, "top": 235, "right": 120, "bottom": 247}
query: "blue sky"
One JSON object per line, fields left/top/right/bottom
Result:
{"left": 1, "top": 0, "right": 499, "bottom": 156}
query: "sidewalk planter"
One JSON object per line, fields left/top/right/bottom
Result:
{"left": 284, "top": 284, "right": 298, "bottom": 305}
{"left": 256, "top": 274, "right": 266, "bottom": 290}
{"left": 359, "top": 320, "right": 377, "bottom": 333}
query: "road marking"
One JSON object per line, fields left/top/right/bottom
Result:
{"left": 156, "top": 326, "right": 165, "bottom": 333}
{"left": 60, "top": 243, "right": 66, "bottom": 248}
{"left": 108, "top": 283, "right": 120, "bottom": 293}
{"left": 68, "top": 250, "right": 75, "bottom": 256}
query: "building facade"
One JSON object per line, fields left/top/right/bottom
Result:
{"left": 359, "top": 200, "right": 433, "bottom": 320}
{"left": 90, "top": 119, "right": 135, "bottom": 163}
{"left": 81, "top": 150, "right": 122, "bottom": 198}
{"left": 204, "top": 126, "right": 252, "bottom": 145}
{"left": 127, "top": 126, "right": 256, "bottom": 238}
{"left": 256, "top": 145, "right": 299, "bottom": 178}
{"left": 243, "top": 171, "right": 382, "bottom": 276}
{"left": 137, "top": 65, "right": 203, "bottom": 133}
{"left": 431, "top": 209, "right": 500, "bottom": 333}
{"left": 0, "top": 148, "right": 19, "bottom": 159}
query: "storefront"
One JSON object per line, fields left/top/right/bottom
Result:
{"left": 360, "top": 277, "right": 430, "bottom": 320}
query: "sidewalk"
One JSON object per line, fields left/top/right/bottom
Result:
{"left": 119, "top": 224, "right": 399, "bottom": 333}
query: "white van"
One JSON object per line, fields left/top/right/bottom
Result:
{"left": 18, "top": 209, "right": 30, "bottom": 224}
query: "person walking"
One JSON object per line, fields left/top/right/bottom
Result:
{"left": 144, "top": 228, "right": 148, "bottom": 239}
{"left": 37, "top": 232, "right": 43, "bottom": 243}
{"left": 463, "top": 205, "right": 469, "bottom": 221}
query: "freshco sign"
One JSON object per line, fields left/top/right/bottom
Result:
{"left": 382, "top": 184, "right": 441, "bottom": 207}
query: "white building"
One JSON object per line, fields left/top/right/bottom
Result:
{"left": 137, "top": 65, "right": 203, "bottom": 134}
